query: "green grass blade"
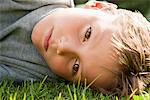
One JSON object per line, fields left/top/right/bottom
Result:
{"left": 67, "top": 85, "right": 73, "bottom": 100}
{"left": 37, "top": 76, "right": 47, "bottom": 92}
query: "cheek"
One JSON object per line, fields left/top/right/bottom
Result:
{"left": 46, "top": 56, "right": 71, "bottom": 78}
{"left": 82, "top": 66, "right": 117, "bottom": 89}
{"left": 48, "top": 57, "right": 65, "bottom": 72}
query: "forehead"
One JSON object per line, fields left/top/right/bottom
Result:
{"left": 51, "top": 8, "right": 114, "bottom": 32}
{"left": 53, "top": 8, "right": 111, "bottom": 21}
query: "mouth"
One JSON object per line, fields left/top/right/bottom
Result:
{"left": 44, "top": 27, "right": 54, "bottom": 51}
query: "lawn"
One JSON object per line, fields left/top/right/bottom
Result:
{"left": 0, "top": 76, "right": 149, "bottom": 100}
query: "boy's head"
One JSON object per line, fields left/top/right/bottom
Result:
{"left": 32, "top": 1, "right": 150, "bottom": 96}
{"left": 32, "top": 7, "right": 121, "bottom": 91}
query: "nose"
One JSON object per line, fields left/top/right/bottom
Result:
{"left": 56, "top": 36, "right": 77, "bottom": 56}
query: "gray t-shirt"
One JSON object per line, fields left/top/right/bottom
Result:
{"left": 0, "top": 0, "right": 74, "bottom": 82}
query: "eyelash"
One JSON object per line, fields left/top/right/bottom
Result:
{"left": 83, "top": 26, "right": 92, "bottom": 42}
{"left": 72, "top": 59, "right": 79, "bottom": 75}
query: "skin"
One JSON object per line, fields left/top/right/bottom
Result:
{"left": 32, "top": 8, "right": 121, "bottom": 90}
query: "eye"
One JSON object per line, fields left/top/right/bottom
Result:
{"left": 72, "top": 59, "right": 80, "bottom": 75}
{"left": 83, "top": 26, "right": 92, "bottom": 42}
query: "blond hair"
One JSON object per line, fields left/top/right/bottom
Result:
{"left": 111, "top": 9, "right": 150, "bottom": 96}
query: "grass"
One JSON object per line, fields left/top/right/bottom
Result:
{"left": 0, "top": 76, "right": 149, "bottom": 100}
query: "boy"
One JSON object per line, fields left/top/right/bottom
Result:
{"left": 0, "top": 0, "right": 149, "bottom": 96}
{"left": 32, "top": 1, "right": 150, "bottom": 95}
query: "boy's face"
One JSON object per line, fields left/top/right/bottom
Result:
{"left": 32, "top": 8, "right": 121, "bottom": 89}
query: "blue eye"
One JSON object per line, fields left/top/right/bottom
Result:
{"left": 83, "top": 27, "right": 92, "bottom": 42}
{"left": 72, "top": 59, "right": 79, "bottom": 75}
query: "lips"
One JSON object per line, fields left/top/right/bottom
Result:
{"left": 44, "top": 27, "right": 53, "bottom": 51}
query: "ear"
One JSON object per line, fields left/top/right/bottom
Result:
{"left": 84, "top": 1, "right": 117, "bottom": 10}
